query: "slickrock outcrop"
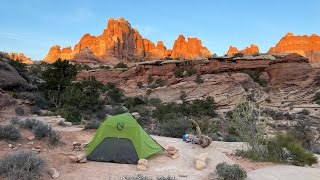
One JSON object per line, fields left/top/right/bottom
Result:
{"left": 171, "top": 35, "right": 211, "bottom": 59}
{"left": 0, "top": 60, "right": 35, "bottom": 90}
{"left": 268, "top": 32, "right": 320, "bottom": 63}
{"left": 69, "top": 47, "right": 101, "bottom": 64}
{"left": 43, "top": 18, "right": 211, "bottom": 63}
{"left": 227, "top": 44, "right": 259, "bottom": 55}
{"left": 8, "top": 52, "right": 33, "bottom": 64}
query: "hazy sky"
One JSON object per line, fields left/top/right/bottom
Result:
{"left": 1, "top": 0, "right": 319, "bottom": 60}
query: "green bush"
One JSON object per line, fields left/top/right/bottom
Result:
{"left": 32, "top": 121, "right": 51, "bottom": 139}
{"left": 0, "top": 124, "right": 21, "bottom": 141}
{"left": 154, "top": 78, "right": 166, "bottom": 87}
{"left": 237, "top": 133, "right": 318, "bottom": 166}
{"left": 147, "top": 74, "right": 154, "bottom": 85}
{"left": 21, "top": 118, "right": 37, "bottom": 129}
{"left": 0, "top": 150, "right": 45, "bottom": 179}
{"left": 174, "top": 68, "right": 184, "bottom": 78}
{"left": 195, "top": 74, "right": 204, "bottom": 84}
{"left": 15, "top": 107, "right": 25, "bottom": 116}
{"left": 84, "top": 120, "right": 102, "bottom": 130}
{"left": 48, "top": 130, "right": 62, "bottom": 146}
{"left": 114, "top": 62, "right": 128, "bottom": 69}
{"left": 214, "top": 162, "right": 247, "bottom": 180}
{"left": 158, "top": 117, "right": 192, "bottom": 138}
{"left": 186, "top": 66, "right": 196, "bottom": 76}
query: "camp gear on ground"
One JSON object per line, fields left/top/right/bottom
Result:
{"left": 86, "top": 113, "right": 164, "bottom": 164}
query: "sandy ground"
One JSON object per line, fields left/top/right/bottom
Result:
{"left": 0, "top": 107, "right": 319, "bottom": 180}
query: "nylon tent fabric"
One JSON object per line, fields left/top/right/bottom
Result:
{"left": 86, "top": 113, "right": 164, "bottom": 162}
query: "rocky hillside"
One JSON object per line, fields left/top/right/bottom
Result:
{"left": 76, "top": 53, "right": 320, "bottom": 111}
{"left": 269, "top": 32, "right": 320, "bottom": 63}
{"left": 43, "top": 17, "right": 211, "bottom": 63}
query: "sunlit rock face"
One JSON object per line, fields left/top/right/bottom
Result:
{"left": 227, "top": 44, "right": 259, "bottom": 55}
{"left": 268, "top": 32, "right": 320, "bottom": 63}
{"left": 43, "top": 17, "right": 211, "bottom": 63}
{"left": 8, "top": 52, "right": 33, "bottom": 64}
{"left": 171, "top": 35, "right": 211, "bottom": 59}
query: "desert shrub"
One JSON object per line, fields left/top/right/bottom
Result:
{"left": 314, "top": 92, "right": 320, "bottom": 105}
{"left": 84, "top": 120, "right": 101, "bottom": 130}
{"left": 105, "top": 105, "right": 128, "bottom": 116}
{"left": 21, "top": 118, "right": 37, "bottom": 129}
{"left": 158, "top": 117, "right": 192, "bottom": 138}
{"left": 181, "top": 97, "right": 217, "bottom": 117}
{"left": 156, "top": 176, "right": 176, "bottom": 180}
{"left": 299, "top": 109, "right": 310, "bottom": 116}
{"left": 31, "top": 105, "right": 41, "bottom": 115}
{"left": 231, "top": 102, "right": 266, "bottom": 154}
{"left": 267, "top": 134, "right": 317, "bottom": 166}
{"left": 114, "top": 62, "right": 128, "bottom": 69}
{"left": 15, "top": 107, "right": 25, "bottom": 116}
{"left": 147, "top": 97, "right": 162, "bottom": 107}
{"left": 237, "top": 133, "right": 318, "bottom": 166}
{"left": 121, "top": 174, "right": 152, "bottom": 180}
{"left": 233, "top": 52, "right": 244, "bottom": 58}
{"left": 0, "top": 150, "right": 45, "bottom": 179}
{"left": 240, "top": 68, "right": 266, "bottom": 87}
{"left": 147, "top": 74, "right": 154, "bottom": 85}
{"left": 154, "top": 78, "right": 166, "bottom": 87}
{"left": 224, "top": 134, "right": 240, "bottom": 142}
{"left": 125, "top": 96, "right": 146, "bottom": 109}
{"left": 0, "top": 124, "right": 21, "bottom": 141}
{"left": 10, "top": 117, "right": 20, "bottom": 125}
{"left": 32, "top": 121, "right": 51, "bottom": 139}
{"left": 214, "top": 162, "right": 247, "bottom": 180}
{"left": 48, "top": 130, "right": 62, "bottom": 145}
{"left": 174, "top": 68, "right": 184, "bottom": 78}
{"left": 195, "top": 74, "right": 204, "bottom": 84}
{"left": 137, "top": 82, "right": 143, "bottom": 89}
{"left": 186, "top": 66, "right": 196, "bottom": 76}
{"left": 106, "top": 82, "right": 125, "bottom": 104}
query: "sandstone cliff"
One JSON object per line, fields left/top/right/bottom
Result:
{"left": 171, "top": 35, "right": 211, "bottom": 59}
{"left": 268, "top": 32, "right": 320, "bottom": 63}
{"left": 8, "top": 52, "right": 33, "bottom": 64}
{"left": 43, "top": 18, "right": 211, "bottom": 63}
{"left": 227, "top": 44, "right": 259, "bottom": 55}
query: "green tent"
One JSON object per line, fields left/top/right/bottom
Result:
{"left": 86, "top": 113, "right": 164, "bottom": 164}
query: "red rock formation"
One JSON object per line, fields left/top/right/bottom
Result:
{"left": 43, "top": 17, "right": 170, "bottom": 63}
{"left": 227, "top": 44, "right": 259, "bottom": 55}
{"left": 43, "top": 18, "right": 211, "bottom": 63}
{"left": 227, "top": 46, "right": 239, "bottom": 55}
{"left": 268, "top": 32, "right": 320, "bottom": 63}
{"left": 8, "top": 52, "right": 33, "bottom": 64}
{"left": 43, "top": 45, "right": 62, "bottom": 63}
{"left": 171, "top": 35, "right": 211, "bottom": 59}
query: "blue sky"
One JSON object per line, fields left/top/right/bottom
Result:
{"left": 1, "top": 0, "right": 319, "bottom": 60}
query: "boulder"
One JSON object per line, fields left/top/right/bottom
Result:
{"left": 28, "top": 136, "right": 35, "bottom": 141}
{"left": 0, "top": 60, "right": 35, "bottom": 90}
{"left": 136, "top": 165, "right": 147, "bottom": 171}
{"left": 195, "top": 160, "right": 206, "bottom": 170}
{"left": 48, "top": 168, "right": 60, "bottom": 178}
{"left": 137, "top": 159, "right": 148, "bottom": 167}
{"left": 131, "top": 112, "right": 140, "bottom": 119}
{"left": 78, "top": 157, "right": 87, "bottom": 163}
{"left": 76, "top": 154, "right": 86, "bottom": 161}
{"left": 73, "top": 142, "right": 81, "bottom": 146}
